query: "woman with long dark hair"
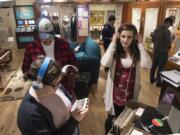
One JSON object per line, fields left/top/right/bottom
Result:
{"left": 101, "top": 24, "right": 151, "bottom": 134}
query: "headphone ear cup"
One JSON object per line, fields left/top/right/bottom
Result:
{"left": 32, "top": 81, "right": 43, "bottom": 90}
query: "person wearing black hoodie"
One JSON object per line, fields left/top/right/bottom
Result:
{"left": 150, "top": 17, "right": 173, "bottom": 87}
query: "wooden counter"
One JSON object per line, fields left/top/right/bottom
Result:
{"left": 146, "top": 49, "right": 180, "bottom": 71}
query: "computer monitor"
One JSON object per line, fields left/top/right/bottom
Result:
{"left": 28, "top": 20, "right": 35, "bottom": 25}
{"left": 17, "top": 20, "right": 24, "bottom": 26}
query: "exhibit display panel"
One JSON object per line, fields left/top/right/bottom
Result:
{"left": 14, "top": 5, "right": 36, "bottom": 49}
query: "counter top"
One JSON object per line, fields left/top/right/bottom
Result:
{"left": 146, "top": 49, "right": 180, "bottom": 71}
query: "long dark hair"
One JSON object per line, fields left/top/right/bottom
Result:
{"left": 115, "top": 24, "right": 140, "bottom": 65}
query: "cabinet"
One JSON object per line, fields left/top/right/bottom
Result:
{"left": 15, "top": 30, "right": 36, "bottom": 49}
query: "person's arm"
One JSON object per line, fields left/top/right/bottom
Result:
{"left": 151, "top": 31, "right": 155, "bottom": 43}
{"left": 23, "top": 112, "right": 54, "bottom": 135}
{"left": 56, "top": 116, "right": 79, "bottom": 135}
{"left": 167, "top": 30, "right": 172, "bottom": 50}
{"left": 22, "top": 47, "right": 32, "bottom": 74}
{"left": 66, "top": 42, "right": 77, "bottom": 66}
{"left": 56, "top": 106, "right": 88, "bottom": 135}
{"left": 101, "top": 33, "right": 117, "bottom": 67}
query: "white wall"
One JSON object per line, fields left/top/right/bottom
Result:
{"left": 0, "top": 0, "right": 35, "bottom": 48}
{"left": 16, "top": 0, "right": 34, "bottom": 5}
{"left": 0, "top": 8, "right": 16, "bottom": 47}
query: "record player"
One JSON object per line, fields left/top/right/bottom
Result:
{"left": 135, "top": 108, "right": 173, "bottom": 135}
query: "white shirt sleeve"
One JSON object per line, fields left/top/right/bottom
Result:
{"left": 101, "top": 42, "right": 116, "bottom": 67}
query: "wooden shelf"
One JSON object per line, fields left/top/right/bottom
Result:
{"left": 15, "top": 31, "right": 36, "bottom": 49}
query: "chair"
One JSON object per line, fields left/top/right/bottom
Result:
{"left": 69, "top": 36, "right": 101, "bottom": 85}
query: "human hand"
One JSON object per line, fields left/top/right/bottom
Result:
{"left": 71, "top": 107, "right": 89, "bottom": 122}
{"left": 112, "top": 33, "right": 119, "bottom": 44}
{"left": 71, "top": 98, "right": 89, "bottom": 122}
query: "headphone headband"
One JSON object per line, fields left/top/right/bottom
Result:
{"left": 61, "top": 65, "right": 78, "bottom": 74}
{"left": 38, "top": 57, "right": 51, "bottom": 80}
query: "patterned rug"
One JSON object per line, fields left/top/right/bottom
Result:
{"left": 0, "top": 69, "right": 31, "bottom": 101}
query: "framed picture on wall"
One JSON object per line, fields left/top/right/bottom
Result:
{"left": 168, "top": 9, "right": 177, "bottom": 17}
{"left": 107, "top": 10, "right": 115, "bottom": 20}
{"left": 90, "top": 10, "right": 105, "bottom": 26}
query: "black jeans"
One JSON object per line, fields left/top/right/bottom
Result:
{"left": 104, "top": 103, "right": 125, "bottom": 134}
{"left": 150, "top": 52, "right": 168, "bottom": 85}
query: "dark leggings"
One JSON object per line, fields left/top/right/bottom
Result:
{"left": 105, "top": 104, "right": 125, "bottom": 134}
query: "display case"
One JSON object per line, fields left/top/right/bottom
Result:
{"left": 14, "top": 5, "right": 36, "bottom": 49}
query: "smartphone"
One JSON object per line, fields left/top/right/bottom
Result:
{"left": 71, "top": 98, "right": 89, "bottom": 112}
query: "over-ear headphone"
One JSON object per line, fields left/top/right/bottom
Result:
{"left": 61, "top": 65, "right": 78, "bottom": 74}
{"left": 32, "top": 57, "right": 51, "bottom": 90}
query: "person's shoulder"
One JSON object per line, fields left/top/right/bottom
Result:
{"left": 103, "top": 24, "right": 110, "bottom": 29}
{"left": 55, "top": 37, "right": 69, "bottom": 44}
{"left": 19, "top": 93, "right": 39, "bottom": 115}
{"left": 55, "top": 37, "right": 70, "bottom": 49}
{"left": 24, "top": 42, "right": 34, "bottom": 49}
{"left": 25, "top": 40, "right": 41, "bottom": 49}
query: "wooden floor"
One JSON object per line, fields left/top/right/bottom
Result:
{"left": 0, "top": 47, "right": 161, "bottom": 135}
